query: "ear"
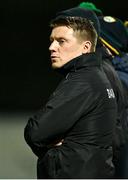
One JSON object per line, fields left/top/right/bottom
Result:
{"left": 82, "top": 41, "right": 92, "bottom": 53}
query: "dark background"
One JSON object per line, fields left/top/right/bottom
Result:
{"left": 0, "top": 0, "right": 127, "bottom": 111}
{"left": 0, "top": 1, "right": 127, "bottom": 178}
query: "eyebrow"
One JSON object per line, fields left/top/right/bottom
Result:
{"left": 50, "top": 36, "right": 66, "bottom": 41}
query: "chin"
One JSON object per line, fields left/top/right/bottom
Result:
{"left": 52, "top": 64, "right": 59, "bottom": 69}
{"left": 52, "top": 63, "right": 62, "bottom": 69}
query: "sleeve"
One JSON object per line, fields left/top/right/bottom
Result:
{"left": 24, "top": 79, "right": 94, "bottom": 156}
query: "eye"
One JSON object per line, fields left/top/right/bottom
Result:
{"left": 58, "top": 39, "right": 65, "bottom": 45}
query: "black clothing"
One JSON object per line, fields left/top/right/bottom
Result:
{"left": 55, "top": 7, "right": 100, "bottom": 35}
{"left": 99, "top": 47, "right": 125, "bottom": 124}
{"left": 111, "top": 53, "right": 128, "bottom": 178}
{"left": 97, "top": 46, "right": 127, "bottom": 178}
{"left": 98, "top": 16, "right": 128, "bottom": 55}
{"left": 24, "top": 53, "right": 117, "bottom": 179}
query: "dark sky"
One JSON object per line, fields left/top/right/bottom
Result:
{"left": 0, "top": 0, "right": 127, "bottom": 110}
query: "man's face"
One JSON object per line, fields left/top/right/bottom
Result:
{"left": 49, "top": 26, "right": 85, "bottom": 69}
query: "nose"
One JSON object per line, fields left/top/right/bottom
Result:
{"left": 49, "top": 40, "right": 58, "bottom": 51}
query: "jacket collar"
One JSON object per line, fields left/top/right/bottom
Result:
{"left": 96, "top": 46, "right": 113, "bottom": 61}
{"left": 56, "top": 52, "right": 102, "bottom": 75}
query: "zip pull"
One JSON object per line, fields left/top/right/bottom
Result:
{"left": 65, "top": 73, "right": 69, "bottom": 79}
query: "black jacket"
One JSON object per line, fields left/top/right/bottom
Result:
{"left": 24, "top": 52, "right": 117, "bottom": 179}
{"left": 97, "top": 46, "right": 127, "bottom": 178}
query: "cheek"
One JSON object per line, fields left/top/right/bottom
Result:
{"left": 63, "top": 45, "right": 82, "bottom": 58}
{"left": 59, "top": 47, "right": 70, "bottom": 58}
{"left": 59, "top": 44, "right": 82, "bottom": 64}
{"left": 62, "top": 45, "right": 78, "bottom": 55}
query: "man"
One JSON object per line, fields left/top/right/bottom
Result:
{"left": 24, "top": 8, "right": 117, "bottom": 178}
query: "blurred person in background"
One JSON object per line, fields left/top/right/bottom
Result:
{"left": 98, "top": 15, "right": 128, "bottom": 178}
{"left": 78, "top": 1, "right": 103, "bottom": 16}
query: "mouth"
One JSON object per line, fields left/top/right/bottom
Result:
{"left": 51, "top": 55, "right": 57, "bottom": 58}
{"left": 51, "top": 56, "right": 58, "bottom": 62}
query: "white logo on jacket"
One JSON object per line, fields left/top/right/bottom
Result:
{"left": 106, "top": 89, "right": 115, "bottom": 98}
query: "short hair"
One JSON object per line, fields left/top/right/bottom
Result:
{"left": 50, "top": 16, "right": 98, "bottom": 52}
